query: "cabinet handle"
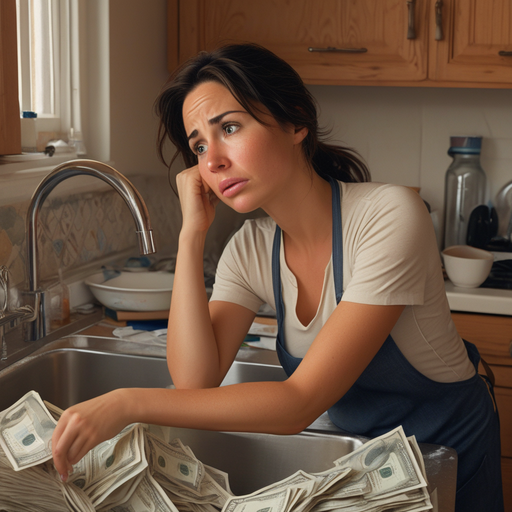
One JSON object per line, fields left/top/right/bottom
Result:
{"left": 435, "top": 0, "right": 444, "bottom": 41}
{"left": 407, "top": 0, "right": 416, "bottom": 39}
{"left": 308, "top": 47, "right": 367, "bottom": 53}
{"left": 498, "top": 50, "right": 512, "bottom": 57}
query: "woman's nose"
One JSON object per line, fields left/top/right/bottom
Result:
{"left": 207, "top": 142, "right": 230, "bottom": 173}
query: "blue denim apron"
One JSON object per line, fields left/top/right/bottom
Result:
{"left": 272, "top": 178, "right": 503, "bottom": 511}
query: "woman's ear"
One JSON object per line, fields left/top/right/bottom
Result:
{"left": 293, "top": 126, "right": 308, "bottom": 145}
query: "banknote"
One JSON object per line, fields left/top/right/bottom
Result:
{"left": 100, "top": 471, "right": 179, "bottom": 512}
{"left": 145, "top": 432, "right": 205, "bottom": 491}
{"left": 68, "top": 423, "right": 148, "bottom": 507}
{"left": 0, "top": 390, "right": 57, "bottom": 471}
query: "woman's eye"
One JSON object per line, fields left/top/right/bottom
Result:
{"left": 195, "top": 143, "right": 207, "bottom": 155}
{"left": 224, "top": 124, "right": 239, "bottom": 135}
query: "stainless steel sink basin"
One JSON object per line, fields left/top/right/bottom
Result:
{"left": 0, "top": 335, "right": 457, "bottom": 509}
{"left": 0, "top": 336, "right": 288, "bottom": 411}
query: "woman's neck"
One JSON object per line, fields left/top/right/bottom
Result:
{"left": 266, "top": 170, "right": 333, "bottom": 252}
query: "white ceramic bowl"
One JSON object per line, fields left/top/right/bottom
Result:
{"left": 85, "top": 271, "right": 174, "bottom": 311}
{"left": 442, "top": 245, "right": 494, "bottom": 288}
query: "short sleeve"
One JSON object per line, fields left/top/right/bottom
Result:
{"left": 210, "top": 218, "right": 275, "bottom": 313}
{"left": 341, "top": 185, "right": 437, "bottom": 306}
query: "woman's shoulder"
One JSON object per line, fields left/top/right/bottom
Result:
{"left": 341, "top": 181, "right": 427, "bottom": 217}
{"left": 341, "top": 181, "right": 419, "bottom": 200}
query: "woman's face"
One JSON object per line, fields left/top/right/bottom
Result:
{"left": 182, "top": 81, "right": 307, "bottom": 213}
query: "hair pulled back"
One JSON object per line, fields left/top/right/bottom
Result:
{"left": 156, "top": 43, "right": 370, "bottom": 184}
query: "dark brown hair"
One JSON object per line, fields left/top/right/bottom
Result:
{"left": 155, "top": 43, "right": 370, "bottom": 184}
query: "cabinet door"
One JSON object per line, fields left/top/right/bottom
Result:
{"left": 0, "top": 0, "right": 21, "bottom": 155}
{"left": 178, "top": 0, "right": 429, "bottom": 84}
{"left": 451, "top": 312, "right": 512, "bottom": 367}
{"left": 430, "top": 0, "right": 512, "bottom": 83}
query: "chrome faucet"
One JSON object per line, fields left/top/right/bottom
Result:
{"left": 25, "top": 159, "right": 157, "bottom": 341}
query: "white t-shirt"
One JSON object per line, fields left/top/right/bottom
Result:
{"left": 211, "top": 181, "right": 476, "bottom": 383}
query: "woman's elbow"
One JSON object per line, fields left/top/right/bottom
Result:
{"left": 274, "top": 400, "right": 324, "bottom": 435}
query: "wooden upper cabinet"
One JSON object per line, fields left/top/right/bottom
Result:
{"left": 170, "top": 0, "right": 512, "bottom": 87}
{"left": 0, "top": 0, "right": 21, "bottom": 156}
{"left": 177, "top": 0, "right": 430, "bottom": 84}
{"left": 430, "top": 0, "right": 512, "bottom": 84}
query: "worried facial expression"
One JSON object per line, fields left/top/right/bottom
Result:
{"left": 182, "top": 81, "right": 307, "bottom": 213}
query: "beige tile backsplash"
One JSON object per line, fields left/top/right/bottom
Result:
{"left": 0, "top": 172, "right": 258, "bottom": 304}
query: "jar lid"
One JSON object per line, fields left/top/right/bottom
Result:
{"left": 449, "top": 136, "right": 482, "bottom": 154}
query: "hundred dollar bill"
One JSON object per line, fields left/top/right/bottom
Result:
{"left": 223, "top": 487, "right": 293, "bottom": 512}
{"left": 146, "top": 432, "right": 205, "bottom": 491}
{"left": 43, "top": 400, "right": 65, "bottom": 421}
{"left": 156, "top": 470, "right": 231, "bottom": 510}
{"left": 204, "top": 464, "right": 233, "bottom": 495}
{"left": 331, "top": 425, "right": 428, "bottom": 501}
{"left": 0, "top": 447, "right": 95, "bottom": 512}
{"left": 100, "top": 471, "right": 179, "bottom": 512}
{"left": 68, "top": 423, "right": 148, "bottom": 507}
{"left": 0, "top": 390, "right": 57, "bottom": 471}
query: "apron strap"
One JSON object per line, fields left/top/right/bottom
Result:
{"left": 329, "top": 177, "right": 343, "bottom": 304}
{"left": 271, "top": 176, "right": 343, "bottom": 344}
{"left": 480, "top": 356, "right": 496, "bottom": 388}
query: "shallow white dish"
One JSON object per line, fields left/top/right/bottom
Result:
{"left": 85, "top": 271, "right": 174, "bottom": 311}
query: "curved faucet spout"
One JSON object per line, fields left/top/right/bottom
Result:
{"left": 25, "top": 159, "right": 156, "bottom": 339}
{"left": 27, "top": 159, "right": 156, "bottom": 292}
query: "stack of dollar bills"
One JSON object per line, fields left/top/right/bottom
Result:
{"left": 0, "top": 390, "right": 433, "bottom": 512}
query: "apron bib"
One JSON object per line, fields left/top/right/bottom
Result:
{"left": 271, "top": 177, "right": 503, "bottom": 512}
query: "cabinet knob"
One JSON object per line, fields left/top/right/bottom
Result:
{"left": 308, "top": 47, "right": 367, "bottom": 54}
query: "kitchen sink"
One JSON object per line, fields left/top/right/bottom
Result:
{"left": 0, "top": 336, "right": 289, "bottom": 411}
{"left": 0, "top": 335, "right": 457, "bottom": 509}
{"left": 0, "top": 336, "right": 362, "bottom": 494}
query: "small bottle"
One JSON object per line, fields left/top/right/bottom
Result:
{"left": 20, "top": 111, "right": 38, "bottom": 153}
{"left": 443, "top": 136, "right": 487, "bottom": 249}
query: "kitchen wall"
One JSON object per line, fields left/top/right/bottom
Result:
{"left": 309, "top": 85, "right": 512, "bottom": 215}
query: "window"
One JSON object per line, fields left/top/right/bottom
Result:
{"left": 15, "top": 0, "right": 84, "bottom": 152}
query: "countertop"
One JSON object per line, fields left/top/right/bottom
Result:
{"left": 445, "top": 281, "right": 512, "bottom": 315}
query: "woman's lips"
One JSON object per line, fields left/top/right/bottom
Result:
{"left": 219, "top": 178, "right": 249, "bottom": 198}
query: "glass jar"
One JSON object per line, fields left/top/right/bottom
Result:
{"left": 443, "top": 136, "right": 487, "bottom": 249}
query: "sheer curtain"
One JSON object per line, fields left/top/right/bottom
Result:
{"left": 16, "top": 0, "right": 85, "bottom": 153}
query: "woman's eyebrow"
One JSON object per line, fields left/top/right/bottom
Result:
{"left": 187, "top": 110, "right": 245, "bottom": 141}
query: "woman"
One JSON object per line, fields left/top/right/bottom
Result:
{"left": 52, "top": 44, "right": 502, "bottom": 511}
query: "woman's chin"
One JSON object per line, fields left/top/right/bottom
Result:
{"left": 222, "top": 197, "right": 260, "bottom": 215}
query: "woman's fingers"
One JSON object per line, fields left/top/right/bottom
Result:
{"left": 51, "top": 391, "right": 129, "bottom": 480}
{"left": 177, "top": 166, "right": 218, "bottom": 232}
{"left": 52, "top": 411, "right": 84, "bottom": 478}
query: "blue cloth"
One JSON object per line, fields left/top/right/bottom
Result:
{"left": 272, "top": 177, "right": 503, "bottom": 511}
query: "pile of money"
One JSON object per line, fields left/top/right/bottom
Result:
{"left": 221, "top": 426, "right": 432, "bottom": 512}
{"left": 0, "top": 390, "right": 433, "bottom": 512}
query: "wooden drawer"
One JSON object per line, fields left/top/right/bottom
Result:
{"left": 496, "top": 387, "right": 512, "bottom": 458}
{"left": 502, "top": 457, "right": 512, "bottom": 512}
{"left": 451, "top": 313, "right": 512, "bottom": 366}
{"left": 492, "top": 365, "right": 512, "bottom": 389}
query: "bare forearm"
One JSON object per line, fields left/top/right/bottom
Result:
{"left": 167, "top": 230, "right": 220, "bottom": 387}
{"left": 121, "top": 380, "right": 314, "bottom": 436}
